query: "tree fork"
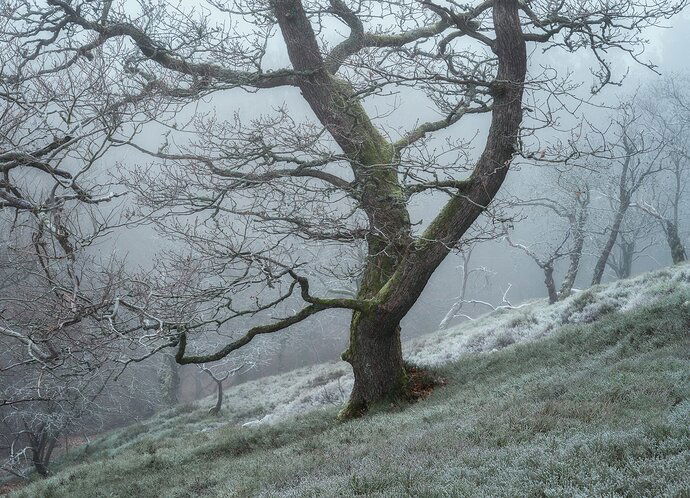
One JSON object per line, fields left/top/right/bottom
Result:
{"left": 273, "top": 0, "right": 526, "bottom": 418}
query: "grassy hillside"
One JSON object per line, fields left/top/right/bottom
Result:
{"left": 9, "top": 266, "right": 690, "bottom": 497}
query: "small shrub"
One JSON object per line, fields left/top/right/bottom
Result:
{"left": 571, "top": 289, "right": 596, "bottom": 312}
{"left": 492, "top": 331, "right": 516, "bottom": 349}
{"left": 465, "top": 332, "right": 487, "bottom": 352}
{"left": 508, "top": 313, "right": 538, "bottom": 329}
{"left": 307, "top": 369, "right": 346, "bottom": 388}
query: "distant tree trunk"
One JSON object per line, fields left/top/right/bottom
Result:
{"left": 439, "top": 249, "right": 473, "bottom": 329}
{"left": 28, "top": 427, "right": 58, "bottom": 477}
{"left": 276, "top": 335, "right": 289, "bottom": 371}
{"left": 201, "top": 365, "right": 241, "bottom": 415}
{"left": 194, "top": 370, "right": 203, "bottom": 400}
{"left": 664, "top": 220, "right": 687, "bottom": 264}
{"left": 208, "top": 376, "right": 224, "bottom": 416}
{"left": 159, "top": 353, "right": 180, "bottom": 407}
{"left": 544, "top": 263, "right": 558, "bottom": 305}
{"left": 592, "top": 203, "right": 628, "bottom": 285}
{"left": 559, "top": 208, "right": 588, "bottom": 299}
{"left": 617, "top": 237, "right": 635, "bottom": 279}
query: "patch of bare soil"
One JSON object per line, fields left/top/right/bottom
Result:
{"left": 406, "top": 365, "right": 447, "bottom": 401}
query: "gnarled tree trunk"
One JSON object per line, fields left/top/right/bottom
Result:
{"left": 159, "top": 353, "right": 180, "bottom": 407}
{"left": 341, "top": 0, "right": 526, "bottom": 416}
{"left": 342, "top": 314, "right": 405, "bottom": 416}
{"left": 273, "top": 0, "right": 526, "bottom": 417}
{"left": 28, "top": 426, "right": 58, "bottom": 477}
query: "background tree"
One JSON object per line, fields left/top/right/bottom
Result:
{"left": 0, "top": 234, "right": 123, "bottom": 478}
{"left": 439, "top": 245, "right": 497, "bottom": 329}
{"left": 198, "top": 360, "right": 254, "bottom": 416}
{"left": 634, "top": 75, "right": 690, "bottom": 264}
{"left": 439, "top": 244, "right": 527, "bottom": 327}
{"left": 590, "top": 102, "right": 666, "bottom": 285}
{"left": 0, "top": 33, "right": 163, "bottom": 478}
{"left": 606, "top": 217, "right": 657, "bottom": 279}
{"left": 504, "top": 168, "right": 591, "bottom": 303}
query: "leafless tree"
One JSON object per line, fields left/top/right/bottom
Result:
{"left": 634, "top": 75, "right": 690, "bottom": 264}
{"left": 3, "top": 0, "right": 686, "bottom": 418}
{"left": 439, "top": 246, "right": 493, "bottom": 329}
{"left": 505, "top": 167, "right": 592, "bottom": 303}
{"left": 605, "top": 214, "right": 657, "bottom": 279}
{"left": 0, "top": 224, "right": 162, "bottom": 478}
{"left": 590, "top": 102, "right": 667, "bottom": 285}
{"left": 198, "top": 361, "right": 253, "bottom": 416}
{"left": 439, "top": 242, "right": 529, "bottom": 328}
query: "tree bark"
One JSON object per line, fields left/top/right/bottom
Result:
{"left": 439, "top": 250, "right": 472, "bottom": 329}
{"left": 208, "top": 377, "right": 224, "bottom": 416}
{"left": 616, "top": 237, "right": 635, "bottom": 279}
{"left": 341, "top": 313, "right": 406, "bottom": 417}
{"left": 159, "top": 353, "right": 180, "bottom": 407}
{"left": 592, "top": 203, "right": 628, "bottom": 285}
{"left": 559, "top": 207, "right": 588, "bottom": 299}
{"left": 544, "top": 264, "right": 558, "bottom": 305}
{"left": 273, "top": 0, "right": 526, "bottom": 417}
{"left": 664, "top": 220, "right": 687, "bottom": 264}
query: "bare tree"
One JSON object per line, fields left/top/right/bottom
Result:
{"left": 0, "top": 223, "right": 159, "bottom": 478}
{"left": 0, "top": 255, "right": 160, "bottom": 479}
{"left": 634, "top": 75, "right": 690, "bottom": 264}
{"left": 440, "top": 252, "right": 527, "bottom": 326}
{"left": 605, "top": 216, "right": 657, "bottom": 279}
{"left": 5, "top": 0, "right": 686, "bottom": 418}
{"left": 439, "top": 245, "right": 495, "bottom": 329}
{"left": 198, "top": 362, "right": 253, "bottom": 416}
{"left": 590, "top": 102, "right": 667, "bottom": 285}
{"left": 505, "top": 168, "right": 591, "bottom": 303}
{"left": 0, "top": 68, "right": 152, "bottom": 475}
{"left": 0, "top": 364, "right": 113, "bottom": 478}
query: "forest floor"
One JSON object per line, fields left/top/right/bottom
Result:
{"left": 6, "top": 264, "right": 690, "bottom": 497}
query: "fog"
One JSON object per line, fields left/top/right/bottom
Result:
{"left": 1, "top": 0, "right": 689, "bottom": 486}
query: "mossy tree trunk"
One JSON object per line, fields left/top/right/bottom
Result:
{"left": 274, "top": 0, "right": 526, "bottom": 416}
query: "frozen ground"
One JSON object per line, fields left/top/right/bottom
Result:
{"left": 11, "top": 262, "right": 689, "bottom": 497}
{"left": 222, "top": 263, "right": 690, "bottom": 426}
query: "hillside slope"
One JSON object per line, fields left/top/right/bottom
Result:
{"left": 10, "top": 265, "right": 690, "bottom": 497}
